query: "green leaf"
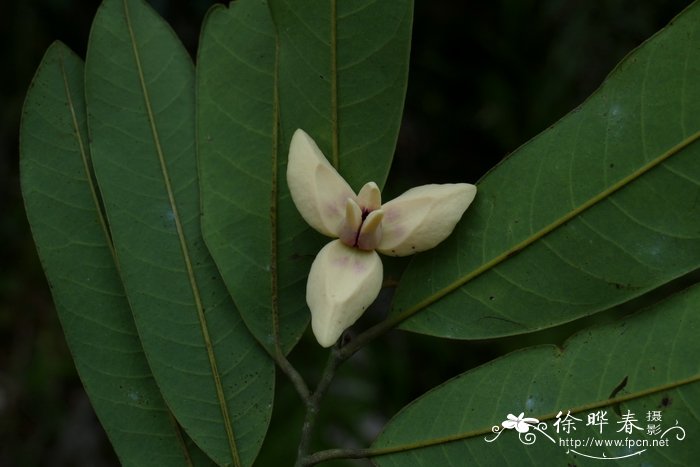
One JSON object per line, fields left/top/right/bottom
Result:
{"left": 393, "top": 2, "right": 700, "bottom": 338}
{"left": 268, "top": 0, "right": 413, "bottom": 190}
{"left": 20, "top": 41, "right": 215, "bottom": 467}
{"left": 84, "top": 0, "right": 273, "bottom": 465}
{"left": 373, "top": 283, "right": 700, "bottom": 466}
{"left": 197, "top": 0, "right": 307, "bottom": 355}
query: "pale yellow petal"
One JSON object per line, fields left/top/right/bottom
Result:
{"left": 377, "top": 183, "right": 477, "bottom": 256}
{"left": 306, "top": 240, "right": 383, "bottom": 347}
{"left": 287, "top": 129, "right": 355, "bottom": 237}
{"left": 338, "top": 198, "right": 363, "bottom": 247}
{"left": 356, "top": 209, "right": 384, "bottom": 251}
{"left": 356, "top": 181, "right": 381, "bottom": 211}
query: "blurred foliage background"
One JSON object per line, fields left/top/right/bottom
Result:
{"left": 0, "top": 0, "right": 692, "bottom": 465}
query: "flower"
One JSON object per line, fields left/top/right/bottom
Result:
{"left": 502, "top": 413, "right": 540, "bottom": 433}
{"left": 287, "top": 129, "right": 477, "bottom": 347}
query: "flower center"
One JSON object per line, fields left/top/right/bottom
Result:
{"left": 338, "top": 199, "right": 384, "bottom": 251}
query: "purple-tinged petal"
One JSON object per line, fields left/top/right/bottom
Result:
{"left": 377, "top": 183, "right": 477, "bottom": 256}
{"left": 306, "top": 240, "right": 383, "bottom": 347}
{"left": 287, "top": 129, "right": 355, "bottom": 237}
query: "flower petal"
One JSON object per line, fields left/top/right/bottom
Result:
{"left": 357, "top": 181, "right": 381, "bottom": 211}
{"left": 338, "top": 198, "right": 363, "bottom": 247}
{"left": 287, "top": 129, "right": 355, "bottom": 237}
{"left": 306, "top": 239, "right": 383, "bottom": 347}
{"left": 357, "top": 209, "right": 384, "bottom": 250}
{"left": 377, "top": 183, "right": 477, "bottom": 256}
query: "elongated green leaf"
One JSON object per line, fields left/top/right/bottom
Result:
{"left": 393, "top": 2, "right": 700, "bottom": 338}
{"left": 373, "top": 283, "right": 700, "bottom": 466}
{"left": 269, "top": 0, "right": 413, "bottom": 190}
{"left": 218, "top": 0, "right": 412, "bottom": 351}
{"left": 84, "top": 0, "right": 273, "bottom": 465}
{"left": 20, "top": 41, "right": 215, "bottom": 467}
{"left": 197, "top": 0, "right": 307, "bottom": 355}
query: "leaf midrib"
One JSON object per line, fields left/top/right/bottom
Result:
{"left": 394, "top": 129, "right": 700, "bottom": 326}
{"left": 121, "top": 0, "right": 240, "bottom": 465}
{"left": 330, "top": 0, "right": 339, "bottom": 169}
{"left": 367, "top": 372, "right": 700, "bottom": 458}
{"left": 271, "top": 27, "right": 281, "bottom": 357}
{"left": 60, "top": 48, "right": 116, "bottom": 264}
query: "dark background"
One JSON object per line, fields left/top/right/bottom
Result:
{"left": 0, "top": 0, "right": 692, "bottom": 465}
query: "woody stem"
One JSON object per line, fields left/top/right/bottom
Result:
{"left": 296, "top": 344, "right": 342, "bottom": 466}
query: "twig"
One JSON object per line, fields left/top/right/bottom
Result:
{"left": 295, "top": 345, "right": 342, "bottom": 466}
{"left": 336, "top": 311, "right": 404, "bottom": 362}
{"left": 274, "top": 350, "right": 310, "bottom": 401}
{"left": 295, "top": 293, "right": 408, "bottom": 465}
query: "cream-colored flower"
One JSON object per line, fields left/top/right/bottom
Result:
{"left": 287, "top": 129, "right": 477, "bottom": 347}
